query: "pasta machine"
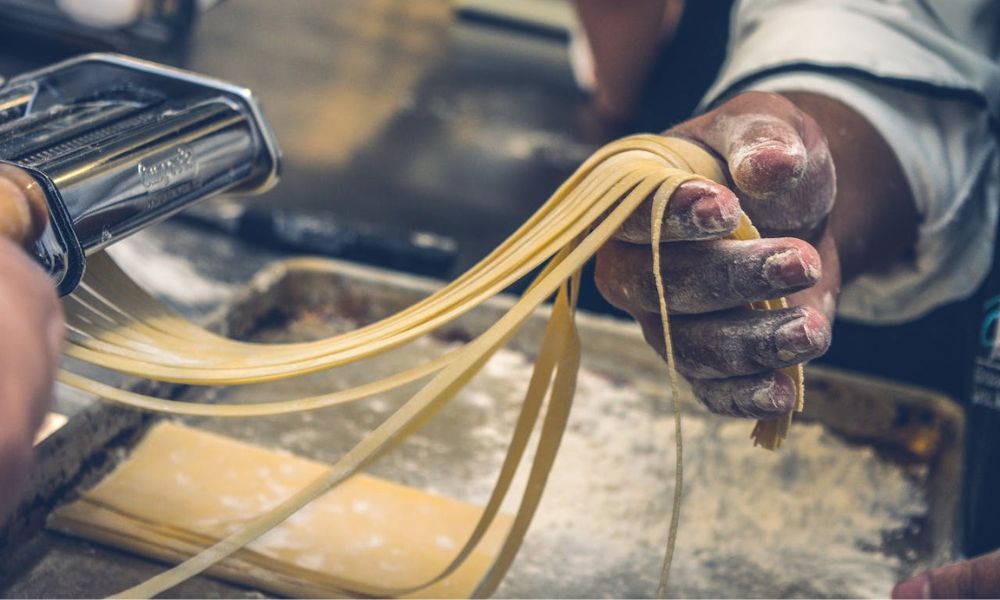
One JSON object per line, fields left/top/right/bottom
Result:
{"left": 0, "top": 53, "right": 281, "bottom": 295}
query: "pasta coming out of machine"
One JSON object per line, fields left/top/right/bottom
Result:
{"left": 0, "top": 54, "right": 804, "bottom": 598}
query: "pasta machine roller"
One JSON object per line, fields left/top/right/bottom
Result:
{"left": 0, "top": 53, "right": 281, "bottom": 295}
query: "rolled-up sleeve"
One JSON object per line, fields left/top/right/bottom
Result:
{"left": 699, "top": 0, "right": 1000, "bottom": 324}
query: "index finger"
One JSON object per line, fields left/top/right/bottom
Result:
{"left": 614, "top": 178, "right": 741, "bottom": 243}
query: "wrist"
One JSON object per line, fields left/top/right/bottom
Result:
{"left": 777, "top": 91, "right": 917, "bottom": 283}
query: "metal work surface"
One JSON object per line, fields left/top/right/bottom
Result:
{"left": 0, "top": 2, "right": 967, "bottom": 596}
{"left": 180, "top": 260, "right": 963, "bottom": 598}
{"left": 1, "top": 237, "right": 963, "bottom": 598}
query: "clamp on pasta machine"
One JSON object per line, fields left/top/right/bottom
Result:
{"left": 0, "top": 53, "right": 281, "bottom": 295}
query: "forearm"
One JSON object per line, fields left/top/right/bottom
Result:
{"left": 780, "top": 92, "right": 917, "bottom": 283}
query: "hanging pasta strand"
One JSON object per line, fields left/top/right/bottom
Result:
{"left": 56, "top": 134, "right": 804, "bottom": 598}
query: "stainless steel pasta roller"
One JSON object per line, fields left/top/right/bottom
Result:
{"left": 0, "top": 53, "right": 281, "bottom": 295}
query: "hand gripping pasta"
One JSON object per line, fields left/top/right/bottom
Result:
{"left": 57, "top": 135, "right": 805, "bottom": 598}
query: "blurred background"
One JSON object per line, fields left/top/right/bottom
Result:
{"left": 0, "top": 0, "right": 734, "bottom": 313}
{"left": 0, "top": 0, "right": 610, "bottom": 298}
{"left": 0, "top": 0, "right": 972, "bottom": 397}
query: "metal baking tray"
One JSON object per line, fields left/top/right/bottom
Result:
{"left": 1, "top": 257, "right": 964, "bottom": 598}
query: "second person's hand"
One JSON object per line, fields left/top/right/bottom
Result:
{"left": 0, "top": 171, "right": 64, "bottom": 520}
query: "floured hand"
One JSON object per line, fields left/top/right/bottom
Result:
{"left": 596, "top": 91, "right": 839, "bottom": 418}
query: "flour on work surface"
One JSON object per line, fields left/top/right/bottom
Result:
{"left": 492, "top": 361, "right": 925, "bottom": 599}
{"left": 185, "top": 311, "right": 928, "bottom": 599}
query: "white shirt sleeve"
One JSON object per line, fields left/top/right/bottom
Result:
{"left": 747, "top": 72, "right": 999, "bottom": 324}
{"left": 700, "top": 0, "right": 1000, "bottom": 324}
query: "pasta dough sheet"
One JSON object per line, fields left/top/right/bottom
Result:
{"left": 48, "top": 422, "right": 514, "bottom": 598}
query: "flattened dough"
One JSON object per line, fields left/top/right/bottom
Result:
{"left": 49, "top": 422, "right": 514, "bottom": 598}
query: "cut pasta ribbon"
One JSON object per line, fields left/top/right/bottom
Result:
{"left": 56, "top": 134, "right": 804, "bottom": 598}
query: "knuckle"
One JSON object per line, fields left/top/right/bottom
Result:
{"left": 595, "top": 242, "right": 655, "bottom": 313}
{"left": 670, "top": 317, "right": 730, "bottom": 378}
{"left": 674, "top": 355, "right": 722, "bottom": 380}
{"left": 690, "top": 380, "right": 741, "bottom": 417}
{"left": 663, "top": 240, "right": 749, "bottom": 313}
{"left": 594, "top": 247, "right": 634, "bottom": 311}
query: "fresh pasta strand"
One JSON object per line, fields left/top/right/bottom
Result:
{"left": 651, "top": 179, "right": 685, "bottom": 598}
{"left": 57, "top": 134, "right": 804, "bottom": 598}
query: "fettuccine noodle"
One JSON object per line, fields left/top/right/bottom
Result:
{"left": 57, "top": 135, "right": 804, "bottom": 598}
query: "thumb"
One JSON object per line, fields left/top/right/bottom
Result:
{"left": 669, "top": 91, "right": 835, "bottom": 234}
{"left": 716, "top": 110, "right": 808, "bottom": 201}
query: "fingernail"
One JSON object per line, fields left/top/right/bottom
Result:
{"left": 691, "top": 194, "right": 735, "bottom": 233}
{"left": 775, "top": 317, "right": 817, "bottom": 360}
{"left": 752, "top": 375, "right": 794, "bottom": 414}
{"left": 892, "top": 574, "right": 930, "bottom": 599}
{"left": 732, "top": 141, "right": 806, "bottom": 197}
{"left": 763, "top": 249, "right": 815, "bottom": 287}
